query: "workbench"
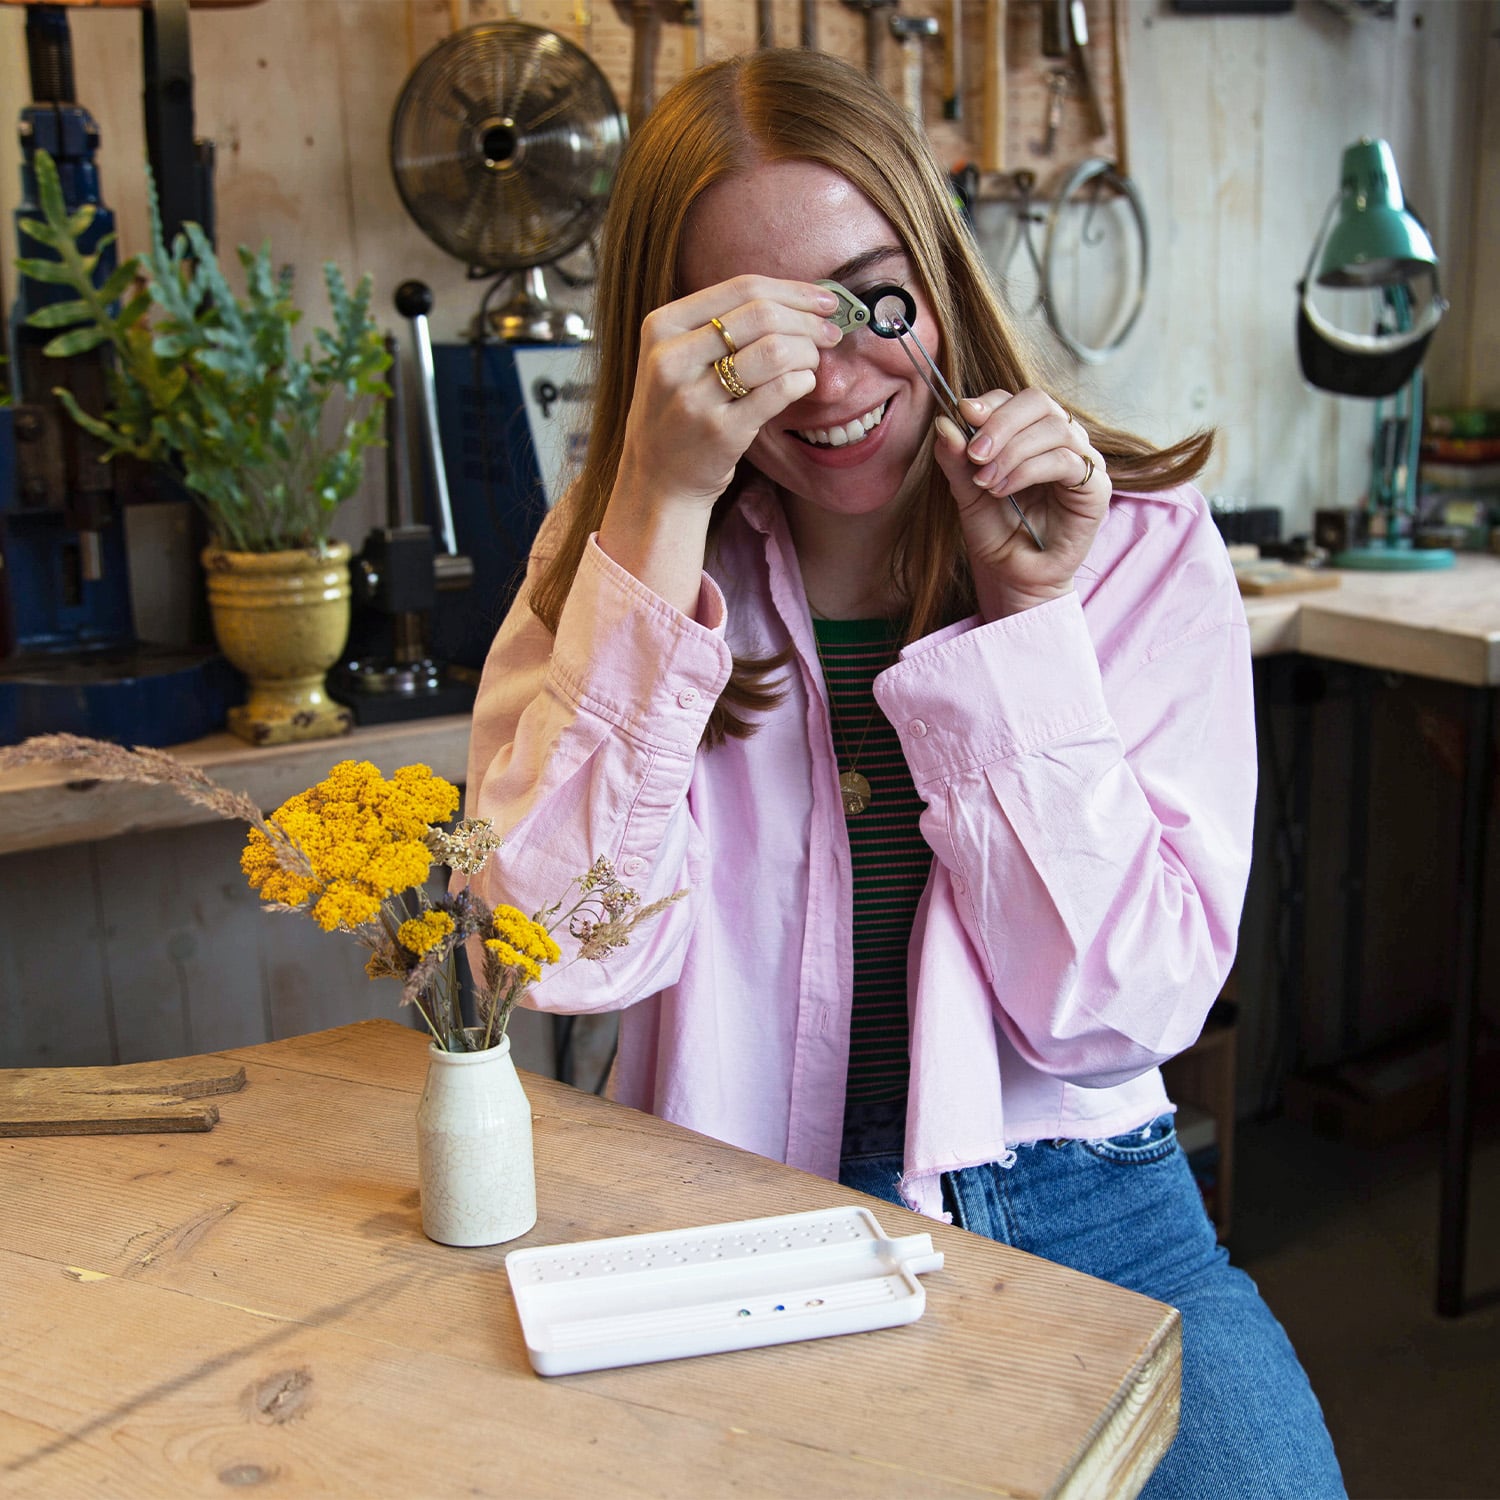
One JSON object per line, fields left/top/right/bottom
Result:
{"left": 0, "top": 1021, "right": 1180, "bottom": 1498}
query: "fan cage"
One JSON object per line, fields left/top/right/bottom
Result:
{"left": 390, "top": 21, "right": 627, "bottom": 275}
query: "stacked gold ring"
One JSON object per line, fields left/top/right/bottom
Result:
{"left": 715, "top": 354, "right": 751, "bottom": 400}
{"left": 710, "top": 316, "right": 737, "bottom": 356}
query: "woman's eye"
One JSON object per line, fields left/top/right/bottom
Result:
{"left": 861, "top": 284, "right": 917, "bottom": 337}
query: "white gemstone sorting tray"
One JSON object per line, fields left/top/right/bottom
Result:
{"left": 505, "top": 1204, "right": 945, "bottom": 1376}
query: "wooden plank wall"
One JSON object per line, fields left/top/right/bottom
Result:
{"left": 1, "top": 0, "right": 1496, "bottom": 1073}
{"left": 0, "top": 0, "right": 1492, "bottom": 532}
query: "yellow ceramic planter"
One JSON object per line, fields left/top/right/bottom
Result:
{"left": 202, "top": 542, "right": 354, "bottom": 745}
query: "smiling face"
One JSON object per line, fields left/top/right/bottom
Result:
{"left": 678, "top": 159, "right": 940, "bottom": 526}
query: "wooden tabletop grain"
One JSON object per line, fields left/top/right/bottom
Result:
{"left": 0, "top": 1021, "right": 1180, "bottom": 1499}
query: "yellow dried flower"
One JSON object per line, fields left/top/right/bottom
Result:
{"left": 491, "top": 904, "right": 562, "bottom": 967}
{"left": 240, "top": 760, "right": 459, "bottom": 928}
{"left": 311, "top": 881, "right": 382, "bottom": 932}
{"left": 398, "top": 909, "right": 456, "bottom": 956}
{"left": 484, "top": 937, "right": 542, "bottom": 985}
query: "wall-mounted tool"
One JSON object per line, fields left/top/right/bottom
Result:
{"left": 756, "top": 0, "right": 774, "bottom": 47}
{"left": 1030, "top": 67, "right": 1070, "bottom": 155}
{"left": 612, "top": 0, "right": 697, "bottom": 128}
{"left": 889, "top": 11, "right": 939, "bottom": 124}
{"left": 1066, "top": 0, "right": 1108, "bottom": 139}
{"left": 843, "top": 0, "right": 899, "bottom": 79}
{"left": 943, "top": 0, "right": 963, "bottom": 121}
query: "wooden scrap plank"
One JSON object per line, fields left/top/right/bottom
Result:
{"left": 0, "top": 1057, "right": 246, "bottom": 1136}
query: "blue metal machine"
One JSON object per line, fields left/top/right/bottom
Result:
{"left": 1, "top": 2, "right": 233, "bottom": 747}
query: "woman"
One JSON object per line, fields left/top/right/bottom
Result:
{"left": 465, "top": 48, "right": 1343, "bottom": 1498}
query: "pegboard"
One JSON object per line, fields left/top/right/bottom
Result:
{"left": 411, "top": 1, "right": 1126, "bottom": 201}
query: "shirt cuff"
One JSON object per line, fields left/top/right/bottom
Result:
{"left": 549, "top": 535, "right": 733, "bottom": 749}
{"left": 875, "top": 592, "right": 1110, "bottom": 784}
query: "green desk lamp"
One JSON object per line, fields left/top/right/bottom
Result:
{"left": 1297, "top": 137, "right": 1453, "bottom": 570}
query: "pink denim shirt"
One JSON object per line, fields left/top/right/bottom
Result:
{"left": 464, "top": 477, "right": 1255, "bottom": 1219}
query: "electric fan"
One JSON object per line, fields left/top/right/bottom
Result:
{"left": 390, "top": 20, "right": 627, "bottom": 342}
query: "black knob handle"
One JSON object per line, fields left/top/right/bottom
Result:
{"left": 395, "top": 280, "right": 433, "bottom": 319}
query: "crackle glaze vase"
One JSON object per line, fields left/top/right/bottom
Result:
{"left": 416, "top": 1031, "right": 537, "bottom": 1247}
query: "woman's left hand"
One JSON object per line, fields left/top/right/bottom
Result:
{"left": 932, "top": 388, "right": 1111, "bottom": 621}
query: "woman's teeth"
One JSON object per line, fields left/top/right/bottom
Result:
{"left": 797, "top": 401, "right": 886, "bottom": 448}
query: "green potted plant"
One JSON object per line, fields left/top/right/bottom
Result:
{"left": 18, "top": 149, "right": 390, "bottom": 745}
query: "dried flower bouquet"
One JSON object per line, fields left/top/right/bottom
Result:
{"left": 0, "top": 734, "right": 684, "bottom": 1051}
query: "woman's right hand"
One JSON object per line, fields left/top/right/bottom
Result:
{"left": 598, "top": 276, "right": 841, "bottom": 615}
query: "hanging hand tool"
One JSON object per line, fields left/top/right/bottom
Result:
{"left": 843, "top": 0, "right": 899, "bottom": 79}
{"left": 1040, "top": 0, "right": 1068, "bottom": 58}
{"left": 685, "top": 0, "right": 705, "bottom": 67}
{"left": 943, "top": 0, "right": 963, "bottom": 121}
{"left": 613, "top": 1, "right": 693, "bottom": 130}
{"left": 1030, "top": 68, "right": 1070, "bottom": 156}
{"left": 980, "top": 0, "right": 1005, "bottom": 171}
{"left": 1067, "top": 0, "right": 1108, "bottom": 139}
{"left": 889, "top": 11, "right": 938, "bottom": 124}
{"left": 801, "top": 0, "right": 817, "bottom": 49}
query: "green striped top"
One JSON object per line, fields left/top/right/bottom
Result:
{"left": 813, "top": 618, "right": 930, "bottom": 1116}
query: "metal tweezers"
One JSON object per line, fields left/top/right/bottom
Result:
{"left": 817, "top": 279, "right": 1046, "bottom": 551}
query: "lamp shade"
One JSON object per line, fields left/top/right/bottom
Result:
{"left": 1316, "top": 138, "right": 1438, "bottom": 287}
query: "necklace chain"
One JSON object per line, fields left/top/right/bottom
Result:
{"left": 813, "top": 630, "right": 887, "bottom": 818}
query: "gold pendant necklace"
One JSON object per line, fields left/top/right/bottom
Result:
{"left": 813, "top": 631, "right": 885, "bottom": 819}
{"left": 839, "top": 768, "right": 874, "bottom": 818}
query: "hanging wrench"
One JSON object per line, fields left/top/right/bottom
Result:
{"left": 1030, "top": 68, "right": 1070, "bottom": 156}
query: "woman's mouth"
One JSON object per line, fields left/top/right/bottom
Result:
{"left": 794, "top": 400, "right": 887, "bottom": 449}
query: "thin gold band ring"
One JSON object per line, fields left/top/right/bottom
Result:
{"left": 710, "top": 316, "right": 737, "bottom": 357}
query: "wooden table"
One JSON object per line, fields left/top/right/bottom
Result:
{"left": 0, "top": 1021, "right": 1180, "bottom": 1499}
{"left": 1241, "top": 554, "right": 1500, "bottom": 1317}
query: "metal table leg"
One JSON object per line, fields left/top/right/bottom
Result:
{"left": 1438, "top": 682, "right": 1495, "bottom": 1317}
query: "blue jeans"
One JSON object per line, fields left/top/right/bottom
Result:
{"left": 840, "top": 1116, "right": 1345, "bottom": 1499}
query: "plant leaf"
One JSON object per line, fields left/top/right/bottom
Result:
{"left": 24, "top": 298, "right": 95, "bottom": 328}
{"left": 15, "top": 256, "right": 79, "bottom": 287}
{"left": 42, "top": 325, "right": 110, "bottom": 357}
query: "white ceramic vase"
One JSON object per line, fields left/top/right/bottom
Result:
{"left": 416, "top": 1032, "right": 537, "bottom": 1247}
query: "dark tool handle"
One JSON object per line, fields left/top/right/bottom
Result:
{"left": 757, "top": 0, "right": 774, "bottom": 47}
{"left": 1069, "top": 0, "right": 1108, "bottom": 138}
{"left": 630, "top": 0, "right": 663, "bottom": 129}
{"left": 801, "top": 0, "right": 817, "bottom": 48}
{"left": 944, "top": 0, "right": 963, "bottom": 120}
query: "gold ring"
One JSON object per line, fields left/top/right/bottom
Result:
{"left": 715, "top": 353, "right": 751, "bottom": 400}
{"left": 1065, "top": 452, "right": 1095, "bottom": 491}
{"left": 710, "top": 316, "right": 737, "bottom": 357}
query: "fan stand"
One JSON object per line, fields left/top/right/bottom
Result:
{"left": 476, "top": 265, "right": 590, "bottom": 344}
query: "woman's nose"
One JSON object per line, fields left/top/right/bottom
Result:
{"left": 813, "top": 338, "right": 858, "bottom": 397}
